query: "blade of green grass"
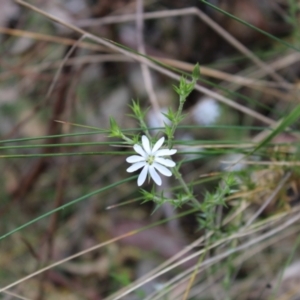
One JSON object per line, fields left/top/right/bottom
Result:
{"left": 250, "top": 104, "right": 300, "bottom": 156}
{"left": 0, "top": 151, "right": 132, "bottom": 158}
{"left": 0, "top": 141, "right": 125, "bottom": 150}
{"left": 0, "top": 131, "right": 106, "bottom": 144}
{"left": 0, "top": 175, "right": 137, "bottom": 240}
{"left": 200, "top": 0, "right": 300, "bottom": 52}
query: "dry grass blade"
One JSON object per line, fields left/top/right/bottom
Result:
{"left": 112, "top": 210, "right": 300, "bottom": 299}
{"left": 13, "top": 0, "right": 276, "bottom": 125}
{"left": 75, "top": 7, "right": 286, "bottom": 82}
{"left": 0, "top": 26, "right": 107, "bottom": 51}
{"left": 0, "top": 230, "right": 141, "bottom": 294}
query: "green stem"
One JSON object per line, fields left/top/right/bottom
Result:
{"left": 138, "top": 117, "right": 151, "bottom": 138}
{"left": 172, "top": 167, "right": 200, "bottom": 209}
{"left": 121, "top": 133, "right": 133, "bottom": 144}
{"left": 168, "top": 94, "right": 186, "bottom": 149}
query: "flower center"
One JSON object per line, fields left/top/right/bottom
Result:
{"left": 146, "top": 155, "right": 155, "bottom": 165}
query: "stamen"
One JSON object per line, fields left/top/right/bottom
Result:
{"left": 147, "top": 155, "right": 155, "bottom": 165}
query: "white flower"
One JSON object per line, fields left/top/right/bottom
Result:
{"left": 126, "top": 135, "right": 177, "bottom": 186}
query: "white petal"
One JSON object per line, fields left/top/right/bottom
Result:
{"left": 138, "top": 165, "right": 149, "bottom": 186}
{"left": 149, "top": 165, "right": 162, "bottom": 185}
{"left": 155, "top": 157, "right": 176, "bottom": 167}
{"left": 127, "top": 162, "right": 145, "bottom": 172}
{"left": 126, "top": 155, "right": 145, "bottom": 163}
{"left": 153, "top": 162, "right": 172, "bottom": 176}
{"left": 152, "top": 136, "right": 165, "bottom": 153}
{"left": 155, "top": 149, "right": 177, "bottom": 157}
{"left": 134, "top": 144, "right": 147, "bottom": 157}
{"left": 142, "top": 135, "right": 151, "bottom": 154}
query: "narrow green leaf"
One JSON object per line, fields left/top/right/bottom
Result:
{"left": 192, "top": 63, "right": 200, "bottom": 80}
{"left": 0, "top": 176, "right": 137, "bottom": 240}
{"left": 250, "top": 104, "right": 300, "bottom": 155}
{"left": 0, "top": 151, "right": 132, "bottom": 158}
{"left": 200, "top": 0, "right": 300, "bottom": 52}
